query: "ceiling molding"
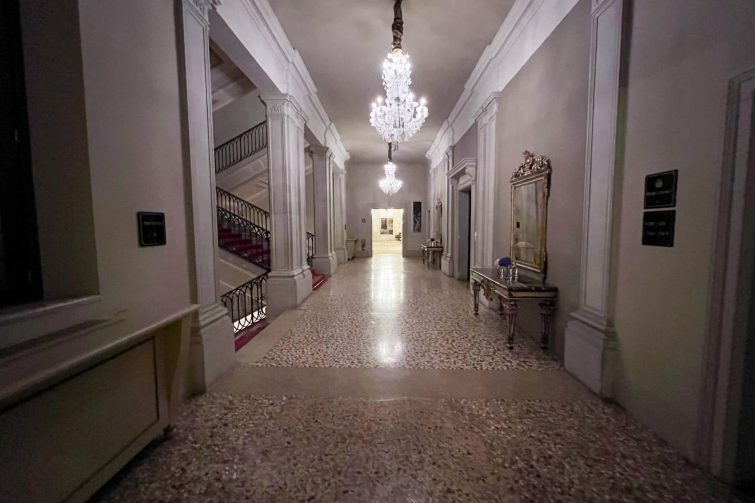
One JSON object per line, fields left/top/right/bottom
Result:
{"left": 214, "top": 0, "right": 350, "bottom": 168}
{"left": 425, "top": 0, "right": 580, "bottom": 167}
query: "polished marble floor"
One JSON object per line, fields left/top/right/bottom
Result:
{"left": 96, "top": 256, "right": 743, "bottom": 502}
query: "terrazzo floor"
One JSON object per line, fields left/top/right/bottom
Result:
{"left": 256, "top": 255, "right": 560, "bottom": 370}
{"left": 94, "top": 256, "right": 746, "bottom": 502}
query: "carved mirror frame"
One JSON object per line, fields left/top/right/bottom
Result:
{"left": 510, "top": 150, "right": 552, "bottom": 281}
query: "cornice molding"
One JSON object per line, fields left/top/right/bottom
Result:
{"left": 425, "top": 0, "right": 579, "bottom": 166}
{"left": 448, "top": 157, "right": 477, "bottom": 180}
{"left": 215, "top": 0, "right": 349, "bottom": 168}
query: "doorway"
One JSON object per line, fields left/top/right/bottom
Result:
{"left": 457, "top": 189, "right": 472, "bottom": 281}
{"left": 700, "top": 68, "right": 755, "bottom": 489}
{"left": 371, "top": 208, "right": 403, "bottom": 255}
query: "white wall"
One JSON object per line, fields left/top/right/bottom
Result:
{"left": 346, "top": 162, "right": 428, "bottom": 257}
{"left": 212, "top": 89, "right": 266, "bottom": 147}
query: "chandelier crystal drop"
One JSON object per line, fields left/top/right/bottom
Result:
{"left": 379, "top": 161, "right": 403, "bottom": 196}
{"left": 369, "top": 0, "right": 428, "bottom": 144}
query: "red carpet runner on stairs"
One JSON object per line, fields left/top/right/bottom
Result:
{"left": 311, "top": 270, "right": 327, "bottom": 290}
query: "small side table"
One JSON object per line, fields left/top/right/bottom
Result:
{"left": 470, "top": 268, "right": 558, "bottom": 350}
{"left": 421, "top": 244, "right": 443, "bottom": 269}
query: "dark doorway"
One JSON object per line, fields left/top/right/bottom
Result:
{"left": 458, "top": 189, "right": 471, "bottom": 281}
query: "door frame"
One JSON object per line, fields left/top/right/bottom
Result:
{"left": 697, "top": 68, "right": 755, "bottom": 481}
{"left": 447, "top": 158, "right": 476, "bottom": 280}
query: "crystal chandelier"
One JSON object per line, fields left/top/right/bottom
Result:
{"left": 379, "top": 145, "right": 403, "bottom": 196}
{"left": 379, "top": 161, "right": 403, "bottom": 196}
{"left": 369, "top": 0, "right": 428, "bottom": 144}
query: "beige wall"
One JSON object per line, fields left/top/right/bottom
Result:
{"left": 454, "top": 126, "right": 477, "bottom": 163}
{"left": 346, "top": 162, "right": 428, "bottom": 257}
{"left": 492, "top": 0, "right": 590, "bottom": 358}
{"left": 20, "top": 0, "right": 99, "bottom": 300}
{"left": 613, "top": 0, "right": 755, "bottom": 458}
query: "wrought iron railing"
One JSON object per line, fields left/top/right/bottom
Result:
{"left": 217, "top": 208, "right": 271, "bottom": 269}
{"left": 306, "top": 232, "right": 314, "bottom": 266}
{"left": 214, "top": 120, "right": 267, "bottom": 174}
{"left": 221, "top": 272, "right": 268, "bottom": 333}
{"left": 217, "top": 187, "right": 270, "bottom": 232}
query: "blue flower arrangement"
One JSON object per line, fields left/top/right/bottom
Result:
{"left": 495, "top": 256, "right": 517, "bottom": 282}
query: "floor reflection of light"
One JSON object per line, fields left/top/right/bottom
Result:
{"left": 368, "top": 255, "right": 407, "bottom": 365}
{"left": 369, "top": 255, "right": 405, "bottom": 310}
{"left": 376, "top": 338, "right": 404, "bottom": 365}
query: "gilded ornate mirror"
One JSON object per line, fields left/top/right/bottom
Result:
{"left": 510, "top": 151, "right": 551, "bottom": 281}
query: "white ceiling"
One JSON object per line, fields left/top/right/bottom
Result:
{"left": 269, "top": 0, "right": 514, "bottom": 165}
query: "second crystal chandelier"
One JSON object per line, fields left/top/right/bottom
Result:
{"left": 379, "top": 144, "right": 403, "bottom": 196}
{"left": 369, "top": 0, "right": 428, "bottom": 145}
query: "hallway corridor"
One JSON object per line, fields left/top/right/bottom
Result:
{"left": 97, "top": 257, "right": 739, "bottom": 502}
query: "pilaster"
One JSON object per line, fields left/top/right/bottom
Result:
{"left": 440, "top": 147, "right": 455, "bottom": 276}
{"left": 263, "top": 94, "right": 312, "bottom": 316}
{"left": 474, "top": 93, "right": 499, "bottom": 269}
{"left": 179, "top": 0, "right": 235, "bottom": 393}
{"left": 333, "top": 166, "right": 348, "bottom": 264}
{"left": 564, "top": 0, "right": 627, "bottom": 396}
{"left": 310, "top": 146, "right": 338, "bottom": 275}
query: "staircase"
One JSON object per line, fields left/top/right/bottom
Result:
{"left": 217, "top": 188, "right": 270, "bottom": 269}
{"left": 215, "top": 121, "right": 323, "bottom": 342}
{"left": 216, "top": 122, "right": 270, "bottom": 341}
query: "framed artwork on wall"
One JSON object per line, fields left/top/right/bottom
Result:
{"left": 412, "top": 201, "right": 422, "bottom": 232}
{"left": 380, "top": 217, "right": 394, "bottom": 235}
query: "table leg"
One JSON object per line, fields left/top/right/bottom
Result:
{"left": 421, "top": 249, "right": 425, "bottom": 264}
{"left": 539, "top": 300, "right": 556, "bottom": 351}
{"left": 498, "top": 295, "right": 504, "bottom": 316}
{"left": 472, "top": 280, "right": 480, "bottom": 315}
{"left": 504, "top": 299, "right": 519, "bottom": 350}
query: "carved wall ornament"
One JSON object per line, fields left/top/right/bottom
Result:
{"left": 511, "top": 150, "right": 552, "bottom": 181}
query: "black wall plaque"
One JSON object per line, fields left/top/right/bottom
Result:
{"left": 642, "top": 210, "right": 675, "bottom": 247}
{"left": 644, "top": 170, "right": 678, "bottom": 209}
{"left": 137, "top": 212, "right": 166, "bottom": 246}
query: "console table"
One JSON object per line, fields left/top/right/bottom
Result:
{"left": 470, "top": 268, "right": 558, "bottom": 350}
{"left": 421, "top": 244, "right": 443, "bottom": 269}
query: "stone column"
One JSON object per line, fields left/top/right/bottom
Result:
{"left": 333, "top": 166, "right": 348, "bottom": 264}
{"left": 263, "top": 94, "right": 312, "bottom": 316}
{"left": 474, "top": 93, "right": 499, "bottom": 269}
{"left": 441, "top": 147, "right": 455, "bottom": 276}
{"left": 310, "top": 146, "right": 338, "bottom": 275}
{"left": 564, "top": 0, "right": 627, "bottom": 396}
{"left": 178, "top": 0, "right": 236, "bottom": 393}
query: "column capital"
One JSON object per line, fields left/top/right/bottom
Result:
{"left": 476, "top": 92, "right": 500, "bottom": 125}
{"left": 182, "top": 0, "right": 219, "bottom": 26}
{"left": 261, "top": 93, "right": 308, "bottom": 127}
